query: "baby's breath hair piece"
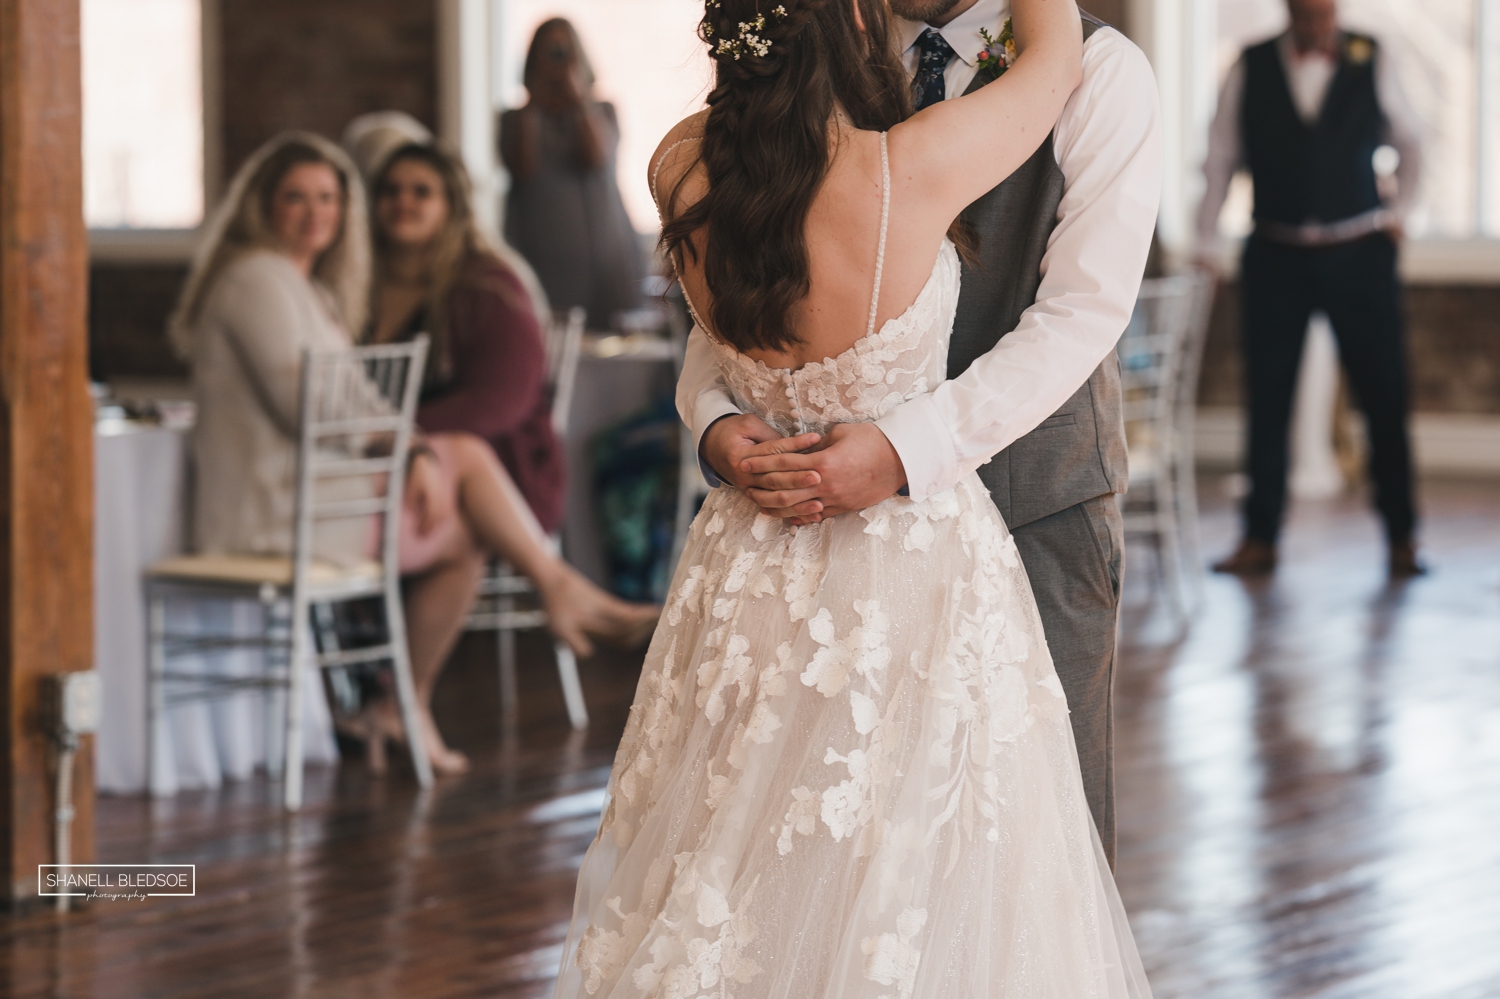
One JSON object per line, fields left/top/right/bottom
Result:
{"left": 706, "top": 1, "right": 789, "bottom": 62}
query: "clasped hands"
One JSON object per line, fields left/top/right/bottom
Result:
{"left": 700, "top": 413, "right": 907, "bottom": 526}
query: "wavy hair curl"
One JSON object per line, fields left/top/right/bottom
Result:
{"left": 660, "top": 0, "right": 954, "bottom": 353}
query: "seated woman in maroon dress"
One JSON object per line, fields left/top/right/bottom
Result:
{"left": 364, "top": 143, "right": 655, "bottom": 773}
{"left": 371, "top": 143, "right": 565, "bottom": 531}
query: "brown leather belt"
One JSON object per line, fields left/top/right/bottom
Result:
{"left": 1255, "top": 207, "right": 1394, "bottom": 247}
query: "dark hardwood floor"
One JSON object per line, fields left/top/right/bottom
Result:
{"left": 1116, "top": 477, "right": 1500, "bottom": 999}
{"left": 5, "top": 478, "right": 1498, "bottom": 998}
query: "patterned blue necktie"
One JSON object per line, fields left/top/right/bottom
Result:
{"left": 912, "top": 28, "right": 957, "bottom": 111}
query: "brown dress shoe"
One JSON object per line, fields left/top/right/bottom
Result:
{"left": 1388, "top": 538, "right": 1428, "bottom": 578}
{"left": 1211, "top": 538, "right": 1278, "bottom": 575}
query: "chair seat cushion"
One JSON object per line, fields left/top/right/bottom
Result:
{"left": 147, "top": 553, "right": 382, "bottom": 589}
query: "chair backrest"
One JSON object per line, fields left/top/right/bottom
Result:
{"left": 545, "top": 306, "right": 586, "bottom": 437}
{"left": 1172, "top": 272, "right": 1216, "bottom": 459}
{"left": 291, "top": 337, "right": 429, "bottom": 594}
{"left": 1118, "top": 276, "right": 1201, "bottom": 462}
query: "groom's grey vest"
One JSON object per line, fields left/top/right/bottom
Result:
{"left": 949, "top": 14, "right": 1127, "bottom": 530}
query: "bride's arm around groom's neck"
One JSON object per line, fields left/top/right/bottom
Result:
{"left": 876, "top": 24, "right": 1162, "bottom": 503}
{"left": 886, "top": 0, "right": 1084, "bottom": 221}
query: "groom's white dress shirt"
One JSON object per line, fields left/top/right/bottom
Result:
{"left": 1195, "top": 33, "right": 1424, "bottom": 251}
{"left": 676, "top": 0, "right": 1162, "bottom": 502}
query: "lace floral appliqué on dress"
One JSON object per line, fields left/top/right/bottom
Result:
{"left": 555, "top": 136, "right": 1152, "bottom": 999}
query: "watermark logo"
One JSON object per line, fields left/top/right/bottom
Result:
{"left": 40, "top": 864, "right": 195, "bottom": 901}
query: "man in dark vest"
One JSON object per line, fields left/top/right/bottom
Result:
{"left": 677, "top": 0, "right": 1161, "bottom": 866}
{"left": 1197, "top": 0, "right": 1425, "bottom": 577}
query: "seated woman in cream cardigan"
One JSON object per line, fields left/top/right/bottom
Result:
{"left": 169, "top": 131, "right": 657, "bottom": 775}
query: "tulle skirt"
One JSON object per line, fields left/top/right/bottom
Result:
{"left": 553, "top": 476, "right": 1151, "bottom": 999}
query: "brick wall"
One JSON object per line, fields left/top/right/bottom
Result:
{"left": 1407, "top": 285, "right": 1500, "bottom": 413}
{"left": 1198, "top": 281, "right": 1500, "bottom": 415}
{"left": 219, "top": 0, "right": 436, "bottom": 179}
{"left": 88, "top": 0, "right": 1498, "bottom": 415}
{"left": 88, "top": 264, "right": 189, "bottom": 381}
{"left": 90, "top": 0, "right": 438, "bottom": 386}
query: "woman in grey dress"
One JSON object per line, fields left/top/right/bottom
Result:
{"left": 500, "top": 18, "right": 644, "bottom": 330}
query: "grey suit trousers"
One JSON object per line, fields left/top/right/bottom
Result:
{"left": 1009, "top": 492, "right": 1124, "bottom": 868}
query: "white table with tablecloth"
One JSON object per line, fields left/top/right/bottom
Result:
{"left": 93, "top": 336, "right": 677, "bottom": 794}
{"left": 93, "top": 420, "right": 336, "bottom": 795}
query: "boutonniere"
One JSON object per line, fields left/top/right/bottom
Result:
{"left": 1344, "top": 34, "right": 1373, "bottom": 65}
{"left": 976, "top": 21, "right": 1016, "bottom": 77}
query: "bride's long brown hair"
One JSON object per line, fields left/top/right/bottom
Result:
{"left": 660, "top": 0, "right": 935, "bottom": 353}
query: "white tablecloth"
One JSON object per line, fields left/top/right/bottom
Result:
{"left": 94, "top": 422, "right": 336, "bottom": 795}
{"left": 563, "top": 343, "right": 679, "bottom": 586}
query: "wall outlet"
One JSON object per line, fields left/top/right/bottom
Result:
{"left": 41, "top": 671, "right": 101, "bottom": 738}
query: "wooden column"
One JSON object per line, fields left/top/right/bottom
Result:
{"left": 0, "top": 0, "right": 95, "bottom": 906}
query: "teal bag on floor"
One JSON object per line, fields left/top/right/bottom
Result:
{"left": 592, "top": 399, "right": 681, "bottom": 602}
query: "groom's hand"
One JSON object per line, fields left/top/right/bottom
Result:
{"left": 742, "top": 423, "right": 906, "bottom": 523}
{"left": 701, "top": 413, "right": 823, "bottom": 498}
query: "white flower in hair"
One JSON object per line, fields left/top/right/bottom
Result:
{"left": 708, "top": 1, "right": 788, "bottom": 61}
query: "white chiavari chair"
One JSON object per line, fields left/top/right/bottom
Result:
{"left": 146, "top": 338, "right": 432, "bottom": 809}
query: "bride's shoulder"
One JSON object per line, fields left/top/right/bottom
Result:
{"left": 649, "top": 111, "right": 709, "bottom": 210}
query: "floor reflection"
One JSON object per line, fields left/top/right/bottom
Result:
{"left": 4, "top": 478, "right": 1498, "bottom": 999}
{"left": 1118, "top": 478, "right": 1500, "bottom": 999}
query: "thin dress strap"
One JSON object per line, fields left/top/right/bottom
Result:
{"left": 866, "top": 132, "right": 891, "bottom": 338}
{"left": 652, "top": 137, "right": 709, "bottom": 333}
{"left": 651, "top": 137, "right": 696, "bottom": 207}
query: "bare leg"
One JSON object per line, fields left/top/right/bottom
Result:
{"left": 400, "top": 547, "right": 485, "bottom": 773}
{"left": 360, "top": 539, "right": 485, "bottom": 776}
{"left": 360, "top": 433, "right": 657, "bottom": 776}
{"left": 436, "top": 433, "right": 659, "bottom": 657}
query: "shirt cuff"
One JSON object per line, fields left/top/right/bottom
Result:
{"left": 692, "top": 399, "right": 744, "bottom": 488}
{"left": 874, "top": 394, "right": 958, "bottom": 504}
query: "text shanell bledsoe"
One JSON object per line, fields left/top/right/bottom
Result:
{"left": 44, "top": 871, "right": 190, "bottom": 888}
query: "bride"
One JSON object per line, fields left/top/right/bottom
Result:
{"left": 553, "top": 0, "right": 1151, "bottom": 996}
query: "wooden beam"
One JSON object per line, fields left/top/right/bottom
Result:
{"left": 0, "top": 0, "right": 95, "bottom": 906}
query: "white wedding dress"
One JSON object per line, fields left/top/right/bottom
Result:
{"left": 553, "top": 135, "right": 1152, "bottom": 999}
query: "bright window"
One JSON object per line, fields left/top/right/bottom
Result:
{"left": 82, "top": 0, "right": 203, "bottom": 229}
{"left": 497, "top": 1, "right": 715, "bottom": 233}
{"left": 1216, "top": 0, "right": 1498, "bottom": 239}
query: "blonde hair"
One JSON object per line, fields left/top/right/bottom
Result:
{"left": 169, "top": 131, "right": 370, "bottom": 357}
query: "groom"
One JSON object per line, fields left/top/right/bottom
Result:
{"left": 676, "top": 0, "right": 1160, "bottom": 865}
